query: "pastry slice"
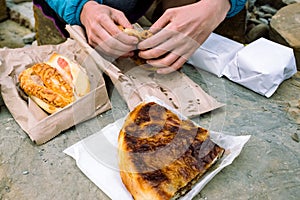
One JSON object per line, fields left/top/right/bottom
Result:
{"left": 118, "top": 102, "right": 224, "bottom": 200}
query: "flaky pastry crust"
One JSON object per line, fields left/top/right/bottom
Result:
{"left": 118, "top": 102, "right": 224, "bottom": 200}
{"left": 118, "top": 25, "right": 156, "bottom": 68}
{"left": 118, "top": 25, "right": 153, "bottom": 42}
{"left": 18, "top": 63, "right": 74, "bottom": 111}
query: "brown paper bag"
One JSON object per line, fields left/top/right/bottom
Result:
{"left": 0, "top": 39, "right": 111, "bottom": 144}
{"left": 114, "top": 58, "right": 224, "bottom": 117}
{"left": 66, "top": 25, "right": 223, "bottom": 118}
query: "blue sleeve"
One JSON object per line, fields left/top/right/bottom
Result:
{"left": 45, "top": 0, "right": 103, "bottom": 25}
{"left": 226, "top": 0, "right": 247, "bottom": 17}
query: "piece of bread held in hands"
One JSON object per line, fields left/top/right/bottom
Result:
{"left": 118, "top": 25, "right": 154, "bottom": 66}
{"left": 118, "top": 25, "right": 153, "bottom": 42}
{"left": 18, "top": 53, "right": 90, "bottom": 114}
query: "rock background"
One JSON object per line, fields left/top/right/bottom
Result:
{"left": 0, "top": 0, "right": 8, "bottom": 21}
{"left": 269, "top": 3, "right": 300, "bottom": 70}
{"left": 0, "top": 0, "right": 34, "bottom": 48}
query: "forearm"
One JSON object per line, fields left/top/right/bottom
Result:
{"left": 44, "top": 0, "right": 103, "bottom": 25}
{"left": 198, "top": 0, "right": 231, "bottom": 23}
{"left": 201, "top": 0, "right": 246, "bottom": 19}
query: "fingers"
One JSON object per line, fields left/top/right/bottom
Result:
{"left": 139, "top": 30, "right": 197, "bottom": 59}
{"left": 87, "top": 25, "right": 135, "bottom": 57}
{"left": 139, "top": 33, "right": 186, "bottom": 58}
{"left": 149, "top": 11, "right": 172, "bottom": 34}
{"left": 89, "top": 25, "right": 139, "bottom": 57}
{"left": 92, "top": 39, "right": 134, "bottom": 58}
{"left": 82, "top": 5, "right": 139, "bottom": 58}
{"left": 100, "top": 14, "right": 139, "bottom": 46}
{"left": 146, "top": 52, "right": 189, "bottom": 74}
{"left": 138, "top": 33, "right": 197, "bottom": 74}
{"left": 138, "top": 22, "right": 176, "bottom": 51}
{"left": 111, "top": 10, "right": 133, "bottom": 29}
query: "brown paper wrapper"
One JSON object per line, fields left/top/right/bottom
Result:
{"left": 0, "top": 39, "right": 111, "bottom": 145}
{"left": 66, "top": 25, "right": 224, "bottom": 118}
{"left": 114, "top": 58, "right": 224, "bottom": 117}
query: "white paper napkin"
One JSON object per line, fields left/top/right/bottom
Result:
{"left": 64, "top": 97, "right": 251, "bottom": 200}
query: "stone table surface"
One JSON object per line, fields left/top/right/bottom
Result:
{"left": 0, "top": 64, "right": 299, "bottom": 200}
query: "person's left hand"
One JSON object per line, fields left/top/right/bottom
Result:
{"left": 138, "top": 0, "right": 231, "bottom": 74}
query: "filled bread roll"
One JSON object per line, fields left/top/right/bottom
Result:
{"left": 18, "top": 53, "right": 90, "bottom": 114}
{"left": 46, "top": 53, "right": 90, "bottom": 98}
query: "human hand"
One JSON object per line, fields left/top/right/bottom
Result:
{"left": 80, "top": 1, "right": 139, "bottom": 58}
{"left": 138, "top": 0, "right": 231, "bottom": 74}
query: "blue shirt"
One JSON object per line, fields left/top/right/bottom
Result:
{"left": 44, "top": 0, "right": 247, "bottom": 25}
{"left": 227, "top": 0, "right": 247, "bottom": 17}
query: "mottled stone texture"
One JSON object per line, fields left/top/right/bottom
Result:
{"left": 214, "top": 7, "right": 247, "bottom": 43}
{"left": 1, "top": 65, "right": 300, "bottom": 200}
{"left": 270, "top": 3, "right": 300, "bottom": 70}
{"left": 0, "top": 0, "right": 8, "bottom": 22}
{"left": 255, "top": 0, "right": 286, "bottom": 9}
{"left": 33, "top": 4, "right": 66, "bottom": 45}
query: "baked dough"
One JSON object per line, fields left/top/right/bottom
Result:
{"left": 18, "top": 63, "right": 74, "bottom": 113}
{"left": 18, "top": 53, "right": 90, "bottom": 114}
{"left": 118, "top": 102, "right": 225, "bottom": 200}
{"left": 118, "top": 25, "right": 154, "bottom": 67}
{"left": 47, "top": 53, "right": 90, "bottom": 98}
{"left": 118, "top": 25, "right": 153, "bottom": 42}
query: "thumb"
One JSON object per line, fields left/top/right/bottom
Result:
{"left": 150, "top": 13, "right": 171, "bottom": 33}
{"left": 112, "top": 11, "right": 133, "bottom": 29}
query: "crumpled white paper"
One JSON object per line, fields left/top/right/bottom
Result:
{"left": 64, "top": 96, "right": 251, "bottom": 200}
{"left": 188, "top": 34, "right": 297, "bottom": 98}
{"left": 187, "top": 33, "right": 244, "bottom": 77}
{"left": 222, "top": 37, "right": 297, "bottom": 97}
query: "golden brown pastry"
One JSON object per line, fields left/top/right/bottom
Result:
{"left": 118, "top": 102, "right": 225, "bottom": 200}
{"left": 18, "top": 53, "right": 90, "bottom": 114}
{"left": 118, "top": 25, "right": 153, "bottom": 42}
{"left": 118, "top": 25, "right": 153, "bottom": 66}
{"left": 46, "top": 53, "right": 90, "bottom": 98}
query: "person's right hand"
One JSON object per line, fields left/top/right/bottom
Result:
{"left": 80, "top": 1, "right": 139, "bottom": 58}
